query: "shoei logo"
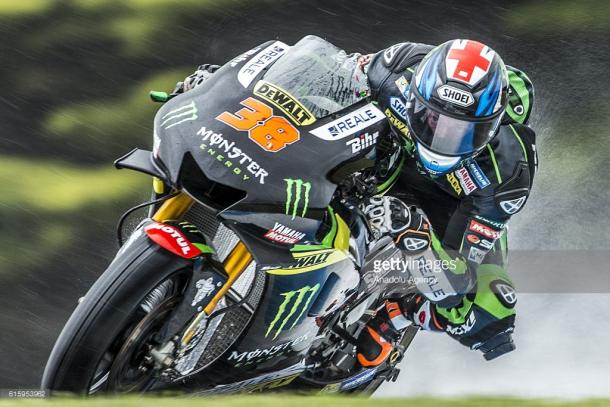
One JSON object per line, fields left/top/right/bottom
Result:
{"left": 160, "top": 101, "right": 198, "bottom": 129}
{"left": 390, "top": 97, "right": 407, "bottom": 119}
{"left": 254, "top": 81, "right": 316, "bottom": 126}
{"left": 266, "top": 284, "right": 320, "bottom": 339}
{"left": 217, "top": 97, "right": 300, "bottom": 152}
{"left": 500, "top": 196, "right": 526, "bottom": 214}
{"left": 284, "top": 178, "right": 311, "bottom": 219}
{"left": 437, "top": 85, "right": 474, "bottom": 107}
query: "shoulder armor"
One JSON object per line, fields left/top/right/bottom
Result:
{"left": 485, "top": 125, "right": 536, "bottom": 183}
{"left": 381, "top": 42, "right": 432, "bottom": 71}
{"left": 503, "top": 66, "right": 535, "bottom": 125}
{"left": 367, "top": 42, "right": 433, "bottom": 100}
{"left": 462, "top": 124, "right": 537, "bottom": 218}
{"left": 494, "top": 161, "right": 530, "bottom": 215}
{"left": 488, "top": 125, "right": 537, "bottom": 215}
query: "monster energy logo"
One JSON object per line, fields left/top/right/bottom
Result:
{"left": 266, "top": 284, "right": 320, "bottom": 339}
{"left": 160, "top": 101, "right": 198, "bottom": 129}
{"left": 284, "top": 178, "right": 311, "bottom": 219}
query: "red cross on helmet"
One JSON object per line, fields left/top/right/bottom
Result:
{"left": 405, "top": 39, "right": 509, "bottom": 175}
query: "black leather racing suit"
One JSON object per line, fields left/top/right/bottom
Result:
{"left": 362, "top": 42, "right": 536, "bottom": 357}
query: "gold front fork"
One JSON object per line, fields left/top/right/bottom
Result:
{"left": 152, "top": 192, "right": 194, "bottom": 221}
{"left": 150, "top": 191, "right": 253, "bottom": 345}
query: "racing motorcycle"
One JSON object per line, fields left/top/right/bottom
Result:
{"left": 42, "top": 35, "right": 420, "bottom": 396}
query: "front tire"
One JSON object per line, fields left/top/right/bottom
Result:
{"left": 41, "top": 232, "right": 191, "bottom": 394}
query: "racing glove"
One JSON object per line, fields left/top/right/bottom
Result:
{"left": 361, "top": 195, "right": 413, "bottom": 241}
{"left": 474, "top": 328, "right": 516, "bottom": 361}
{"left": 172, "top": 64, "right": 220, "bottom": 95}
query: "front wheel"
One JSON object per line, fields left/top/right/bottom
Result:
{"left": 42, "top": 232, "right": 191, "bottom": 394}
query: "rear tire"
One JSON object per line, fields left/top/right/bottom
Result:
{"left": 41, "top": 234, "right": 191, "bottom": 394}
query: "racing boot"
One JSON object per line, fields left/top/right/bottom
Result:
{"left": 355, "top": 301, "right": 409, "bottom": 367}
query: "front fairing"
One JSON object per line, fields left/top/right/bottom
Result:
{"left": 151, "top": 37, "right": 388, "bottom": 220}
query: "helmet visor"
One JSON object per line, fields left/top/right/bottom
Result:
{"left": 407, "top": 94, "right": 501, "bottom": 156}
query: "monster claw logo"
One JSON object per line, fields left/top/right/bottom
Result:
{"left": 160, "top": 101, "right": 198, "bottom": 129}
{"left": 284, "top": 178, "right": 311, "bottom": 219}
{"left": 266, "top": 284, "right": 320, "bottom": 339}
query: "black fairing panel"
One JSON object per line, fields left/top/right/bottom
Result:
{"left": 153, "top": 39, "right": 388, "bottom": 218}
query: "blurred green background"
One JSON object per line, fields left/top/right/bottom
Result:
{"left": 1, "top": 0, "right": 609, "bottom": 395}
{"left": 0, "top": 0, "right": 235, "bottom": 277}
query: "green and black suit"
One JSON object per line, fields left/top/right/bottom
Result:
{"left": 365, "top": 42, "right": 537, "bottom": 352}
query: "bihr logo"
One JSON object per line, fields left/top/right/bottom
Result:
{"left": 266, "top": 284, "right": 320, "bottom": 339}
{"left": 345, "top": 131, "right": 379, "bottom": 154}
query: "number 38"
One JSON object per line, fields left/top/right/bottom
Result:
{"left": 217, "top": 97, "right": 300, "bottom": 152}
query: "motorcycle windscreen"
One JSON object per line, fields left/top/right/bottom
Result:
{"left": 262, "top": 35, "right": 368, "bottom": 119}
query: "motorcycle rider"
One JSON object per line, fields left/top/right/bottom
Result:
{"left": 171, "top": 38, "right": 536, "bottom": 364}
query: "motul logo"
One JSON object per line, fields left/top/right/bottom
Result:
{"left": 145, "top": 222, "right": 201, "bottom": 258}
